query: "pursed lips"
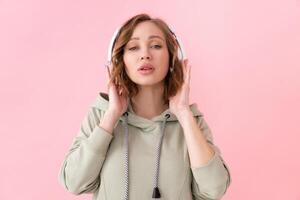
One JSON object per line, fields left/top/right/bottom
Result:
{"left": 138, "top": 64, "right": 154, "bottom": 71}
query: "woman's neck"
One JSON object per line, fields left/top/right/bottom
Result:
{"left": 130, "top": 84, "right": 169, "bottom": 120}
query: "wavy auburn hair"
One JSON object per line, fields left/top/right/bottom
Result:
{"left": 108, "top": 13, "right": 184, "bottom": 105}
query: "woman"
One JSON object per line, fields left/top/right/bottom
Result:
{"left": 58, "top": 13, "right": 231, "bottom": 200}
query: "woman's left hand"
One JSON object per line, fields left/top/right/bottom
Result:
{"left": 169, "top": 59, "right": 192, "bottom": 117}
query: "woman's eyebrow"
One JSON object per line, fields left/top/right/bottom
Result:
{"left": 129, "top": 35, "right": 164, "bottom": 41}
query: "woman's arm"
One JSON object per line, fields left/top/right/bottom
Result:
{"left": 177, "top": 110, "right": 215, "bottom": 168}
{"left": 99, "top": 110, "right": 119, "bottom": 134}
{"left": 58, "top": 108, "right": 116, "bottom": 195}
{"left": 177, "top": 110, "right": 231, "bottom": 200}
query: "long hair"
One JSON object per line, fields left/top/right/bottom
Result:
{"left": 109, "top": 13, "right": 184, "bottom": 105}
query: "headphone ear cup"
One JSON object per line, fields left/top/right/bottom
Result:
{"left": 175, "top": 35, "right": 186, "bottom": 61}
{"left": 177, "top": 48, "right": 183, "bottom": 61}
{"left": 107, "top": 26, "right": 121, "bottom": 64}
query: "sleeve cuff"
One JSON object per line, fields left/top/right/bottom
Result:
{"left": 85, "top": 125, "right": 114, "bottom": 154}
{"left": 191, "top": 151, "right": 228, "bottom": 188}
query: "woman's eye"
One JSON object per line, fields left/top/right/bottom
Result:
{"left": 152, "top": 45, "right": 162, "bottom": 49}
{"left": 128, "top": 45, "right": 162, "bottom": 51}
{"left": 129, "top": 46, "right": 138, "bottom": 51}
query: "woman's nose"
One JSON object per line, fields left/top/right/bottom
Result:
{"left": 140, "top": 48, "right": 151, "bottom": 60}
{"left": 141, "top": 55, "right": 150, "bottom": 60}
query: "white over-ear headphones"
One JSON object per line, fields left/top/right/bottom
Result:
{"left": 106, "top": 24, "right": 186, "bottom": 66}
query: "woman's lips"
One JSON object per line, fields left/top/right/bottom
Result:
{"left": 138, "top": 67, "right": 155, "bottom": 75}
{"left": 138, "top": 64, "right": 155, "bottom": 75}
{"left": 138, "top": 64, "right": 154, "bottom": 70}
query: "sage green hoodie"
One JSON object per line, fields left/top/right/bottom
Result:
{"left": 58, "top": 92, "right": 231, "bottom": 200}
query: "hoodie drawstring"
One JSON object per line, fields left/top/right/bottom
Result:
{"left": 123, "top": 112, "right": 129, "bottom": 200}
{"left": 122, "top": 112, "right": 170, "bottom": 200}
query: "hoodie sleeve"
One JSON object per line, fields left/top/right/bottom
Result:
{"left": 58, "top": 107, "right": 114, "bottom": 195}
{"left": 191, "top": 116, "right": 231, "bottom": 200}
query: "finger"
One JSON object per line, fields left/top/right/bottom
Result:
{"left": 105, "top": 62, "right": 112, "bottom": 79}
{"left": 117, "top": 85, "right": 124, "bottom": 96}
{"left": 186, "top": 64, "right": 191, "bottom": 84}
{"left": 107, "top": 62, "right": 115, "bottom": 79}
{"left": 181, "top": 59, "right": 187, "bottom": 79}
{"left": 105, "top": 64, "right": 111, "bottom": 89}
{"left": 183, "top": 59, "right": 189, "bottom": 83}
{"left": 106, "top": 65, "right": 111, "bottom": 79}
{"left": 108, "top": 81, "right": 115, "bottom": 95}
{"left": 184, "top": 59, "right": 188, "bottom": 66}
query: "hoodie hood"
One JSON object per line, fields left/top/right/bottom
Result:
{"left": 91, "top": 92, "right": 204, "bottom": 130}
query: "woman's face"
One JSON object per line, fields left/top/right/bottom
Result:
{"left": 123, "top": 21, "right": 169, "bottom": 87}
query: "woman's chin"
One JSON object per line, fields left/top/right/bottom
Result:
{"left": 138, "top": 82, "right": 165, "bottom": 89}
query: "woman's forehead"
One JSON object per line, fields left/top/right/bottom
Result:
{"left": 130, "top": 21, "right": 166, "bottom": 41}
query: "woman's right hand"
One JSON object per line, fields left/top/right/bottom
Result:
{"left": 105, "top": 63, "right": 129, "bottom": 120}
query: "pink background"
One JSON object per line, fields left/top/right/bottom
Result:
{"left": 1, "top": 0, "right": 299, "bottom": 199}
